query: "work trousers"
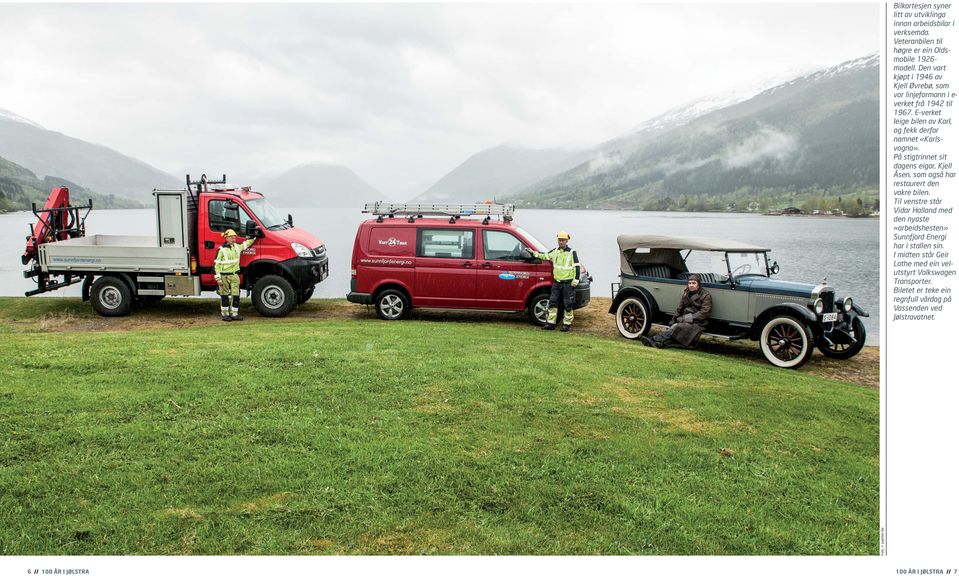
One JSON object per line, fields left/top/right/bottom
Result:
{"left": 547, "top": 281, "right": 576, "bottom": 326}
{"left": 218, "top": 273, "right": 241, "bottom": 317}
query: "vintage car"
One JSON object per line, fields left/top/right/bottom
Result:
{"left": 609, "top": 235, "right": 869, "bottom": 368}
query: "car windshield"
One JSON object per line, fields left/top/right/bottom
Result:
{"left": 246, "top": 197, "right": 288, "bottom": 229}
{"left": 725, "top": 251, "right": 769, "bottom": 277}
{"left": 514, "top": 226, "right": 549, "bottom": 252}
{"left": 681, "top": 250, "right": 768, "bottom": 279}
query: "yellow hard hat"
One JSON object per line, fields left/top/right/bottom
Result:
{"left": 222, "top": 229, "right": 237, "bottom": 238}
{"left": 556, "top": 231, "right": 571, "bottom": 240}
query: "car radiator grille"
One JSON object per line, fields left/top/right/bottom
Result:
{"left": 821, "top": 290, "right": 835, "bottom": 313}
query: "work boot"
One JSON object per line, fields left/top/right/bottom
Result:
{"left": 221, "top": 316, "right": 233, "bottom": 322}
{"left": 542, "top": 323, "right": 556, "bottom": 330}
{"left": 560, "top": 325, "right": 570, "bottom": 332}
{"left": 639, "top": 335, "right": 653, "bottom": 347}
{"left": 231, "top": 315, "right": 244, "bottom": 321}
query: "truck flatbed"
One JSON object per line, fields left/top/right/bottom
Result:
{"left": 39, "top": 234, "right": 189, "bottom": 274}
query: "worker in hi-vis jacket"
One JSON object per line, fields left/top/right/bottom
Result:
{"left": 527, "top": 230, "right": 581, "bottom": 332}
{"left": 214, "top": 229, "right": 256, "bottom": 321}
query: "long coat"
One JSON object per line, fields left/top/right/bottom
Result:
{"left": 669, "top": 288, "right": 713, "bottom": 347}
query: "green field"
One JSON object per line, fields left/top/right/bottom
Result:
{"left": 0, "top": 298, "right": 879, "bottom": 555}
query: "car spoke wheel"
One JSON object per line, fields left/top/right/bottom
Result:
{"left": 376, "top": 289, "right": 409, "bottom": 320}
{"left": 760, "top": 315, "right": 814, "bottom": 369}
{"left": 817, "top": 316, "right": 867, "bottom": 359}
{"left": 615, "top": 297, "right": 651, "bottom": 339}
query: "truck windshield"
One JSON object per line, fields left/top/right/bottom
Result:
{"left": 246, "top": 198, "right": 288, "bottom": 229}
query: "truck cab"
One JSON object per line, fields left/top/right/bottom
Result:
{"left": 191, "top": 184, "right": 328, "bottom": 315}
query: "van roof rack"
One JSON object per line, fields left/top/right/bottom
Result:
{"left": 363, "top": 202, "right": 514, "bottom": 224}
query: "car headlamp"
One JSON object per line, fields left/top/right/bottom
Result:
{"left": 843, "top": 297, "right": 854, "bottom": 313}
{"left": 814, "top": 298, "right": 825, "bottom": 315}
{"left": 291, "top": 242, "right": 313, "bottom": 258}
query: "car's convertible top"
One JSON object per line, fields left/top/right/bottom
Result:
{"left": 616, "top": 234, "right": 769, "bottom": 253}
{"left": 617, "top": 235, "right": 770, "bottom": 276}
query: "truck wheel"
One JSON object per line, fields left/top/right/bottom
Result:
{"left": 760, "top": 315, "right": 814, "bottom": 369}
{"left": 527, "top": 292, "right": 550, "bottom": 326}
{"left": 252, "top": 275, "right": 295, "bottom": 317}
{"left": 297, "top": 286, "right": 315, "bottom": 305}
{"left": 615, "top": 297, "right": 651, "bottom": 339}
{"left": 90, "top": 276, "right": 133, "bottom": 317}
{"left": 817, "top": 316, "right": 867, "bottom": 359}
{"left": 375, "top": 289, "right": 409, "bottom": 320}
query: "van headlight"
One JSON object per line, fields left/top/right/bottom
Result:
{"left": 291, "top": 242, "right": 313, "bottom": 258}
{"left": 843, "top": 297, "right": 854, "bottom": 313}
{"left": 814, "top": 298, "right": 825, "bottom": 315}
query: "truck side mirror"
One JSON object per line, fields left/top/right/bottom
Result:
{"left": 244, "top": 220, "right": 257, "bottom": 237}
{"left": 287, "top": 214, "right": 294, "bottom": 227}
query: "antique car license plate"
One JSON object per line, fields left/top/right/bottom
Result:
{"left": 821, "top": 312, "right": 838, "bottom": 322}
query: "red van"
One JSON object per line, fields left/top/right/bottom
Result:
{"left": 347, "top": 203, "right": 591, "bottom": 323}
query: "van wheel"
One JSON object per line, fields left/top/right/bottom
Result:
{"left": 252, "top": 275, "right": 295, "bottom": 317}
{"left": 375, "top": 289, "right": 409, "bottom": 320}
{"left": 760, "top": 315, "right": 814, "bottom": 369}
{"left": 615, "top": 297, "right": 651, "bottom": 339}
{"left": 90, "top": 276, "right": 133, "bottom": 317}
{"left": 527, "top": 292, "right": 550, "bottom": 325}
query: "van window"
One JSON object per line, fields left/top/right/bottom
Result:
{"left": 368, "top": 227, "right": 415, "bottom": 256}
{"left": 418, "top": 229, "right": 474, "bottom": 259}
{"left": 483, "top": 230, "right": 527, "bottom": 261}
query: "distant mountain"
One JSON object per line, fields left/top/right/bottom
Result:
{"left": 1, "top": 154, "right": 143, "bottom": 213}
{"left": 513, "top": 54, "right": 880, "bottom": 211}
{"left": 0, "top": 108, "right": 181, "bottom": 202}
{"left": 258, "top": 162, "right": 387, "bottom": 209}
{"left": 412, "top": 145, "right": 587, "bottom": 203}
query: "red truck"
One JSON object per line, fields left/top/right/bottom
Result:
{"left": 22, "top": 175, "right": 329, "bottom": 317}
{"left": 347, "top": 202, "right": 591, "bottom": 323}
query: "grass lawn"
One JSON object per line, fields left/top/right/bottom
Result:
{"left": 0, "top": 297, "right": 879, "bottom": 555}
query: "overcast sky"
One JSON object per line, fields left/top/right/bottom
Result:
{"left": 0, "top": 3, "right": 879, "bottom": 197}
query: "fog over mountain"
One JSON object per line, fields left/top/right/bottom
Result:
{"left": 0, "top": 109, "right": 180, "bottom": 202}
{"left": 257, "top": 162, "right": 387, "bottom": 210}
{"left": 511, "top": 53, "right": 879, "bottom": 211}
{"left": 0, "top": 4, "right": 878, "bottom": 199}
{"left": 411, "top": 145, "right": 588, "bottom": 204}
{"left": 1, "top": 48, "right": 878, "bottom": 215}
{"left": 0, "top": 154, "right": 141, "bottom": 213}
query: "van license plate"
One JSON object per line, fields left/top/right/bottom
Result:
{"left": 821, "top": 312, "right": 838, "bottom": 322}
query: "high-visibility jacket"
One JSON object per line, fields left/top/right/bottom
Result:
{"left": 214, "top": 238, "right": 255, "bottom": 276}
{"left": 531, "top": 246, "right": 580, "bottom": 282}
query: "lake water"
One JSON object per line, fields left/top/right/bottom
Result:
{"left": 1, "top": 207, "right": 880, "bottom": 343}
